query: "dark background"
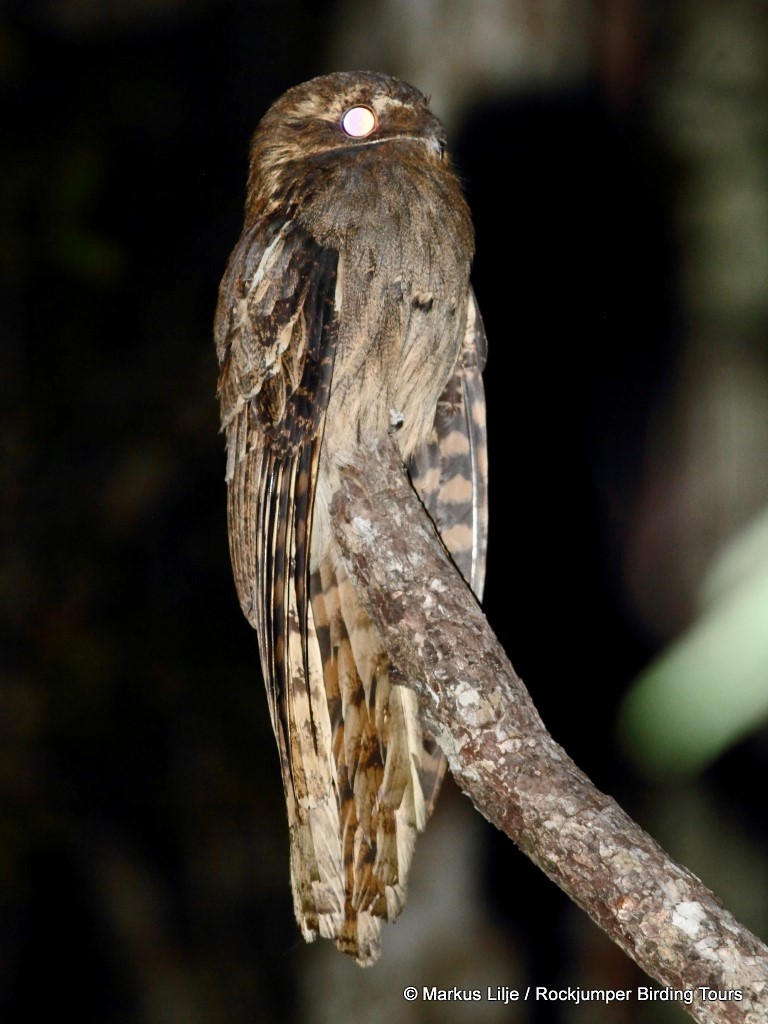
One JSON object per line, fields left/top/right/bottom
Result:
{"left": 3, "top": 1, "right": 766, "bottom": 1022}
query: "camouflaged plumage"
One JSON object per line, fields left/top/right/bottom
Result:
{"left": 215, "top": 71, "right": 488, "bottom": 964}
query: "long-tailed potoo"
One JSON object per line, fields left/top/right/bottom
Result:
{"left": 214, "top": 71, "right": 488, "bottom": 964}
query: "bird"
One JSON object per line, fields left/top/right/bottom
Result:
{"left": 214, "top": 71, "right": 488, "bottom": 965}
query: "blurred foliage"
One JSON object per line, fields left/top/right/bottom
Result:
{"left": 622, "top": 508, "right": 768, "bottom": 776}
{"left": 622, "top": 507, "right": 768, "bottom": 778}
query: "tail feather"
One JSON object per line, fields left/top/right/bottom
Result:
{"left": 301, "top": 561, "right": 443, "bottom": 963}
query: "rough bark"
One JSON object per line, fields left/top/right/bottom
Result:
{"left": 329, "top": 435, "right": 768, "bottom": 1024}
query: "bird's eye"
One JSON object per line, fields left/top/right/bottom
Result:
{"left": 341, "top": 105, "right": 376, "bottom": 138}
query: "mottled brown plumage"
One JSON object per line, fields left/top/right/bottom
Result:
{"left": 214, "top": 71, "right": 488, "bottom": 964}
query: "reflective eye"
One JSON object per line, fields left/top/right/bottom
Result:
{"left": 341, "top": 105, "right": 376, "bottom": 138}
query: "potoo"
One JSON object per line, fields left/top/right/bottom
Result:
{"left": 214, "top": 71, "right": 488, "bottom": 964}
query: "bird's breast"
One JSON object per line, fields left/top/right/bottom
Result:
{"left": 310, "top": 247, "right": 469, "bottom": 568}
{"left": 297, "top": 150, "right": 474, "bottom": 568}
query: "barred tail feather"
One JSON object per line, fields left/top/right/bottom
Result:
{"left": 306, "top": 561, "right": 445, "bottom": 964}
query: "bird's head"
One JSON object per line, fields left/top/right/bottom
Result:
{"left": 245, "top": 72, "right": 450, "bottom": 221}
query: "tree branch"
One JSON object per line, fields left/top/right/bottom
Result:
{"left": 330, "top": 434, "right": 768, "bottom": 1024}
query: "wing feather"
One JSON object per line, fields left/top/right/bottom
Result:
{"left": 410, "top": 287, "right": 489, "bottom": 597}
{"left": 407, "top": 288, "right": 489, "bottom": 817}
{"left": 217, "top": 222, "right": 489, "bottom": 965}
{"left": 218, "top": 222, "right": 346, "bottom": 942}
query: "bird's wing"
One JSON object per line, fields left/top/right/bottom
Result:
{"left": 216, "top": 219, "right": 348, "bottom": 945}
{"left": 408, "top": 288, "right": 489, "bottom": 812}
{"left": 217, "top": 224, "right": 488, "bottom": 966}
{"left": 410, "top": 287, "right": 489, "bottom": 598}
